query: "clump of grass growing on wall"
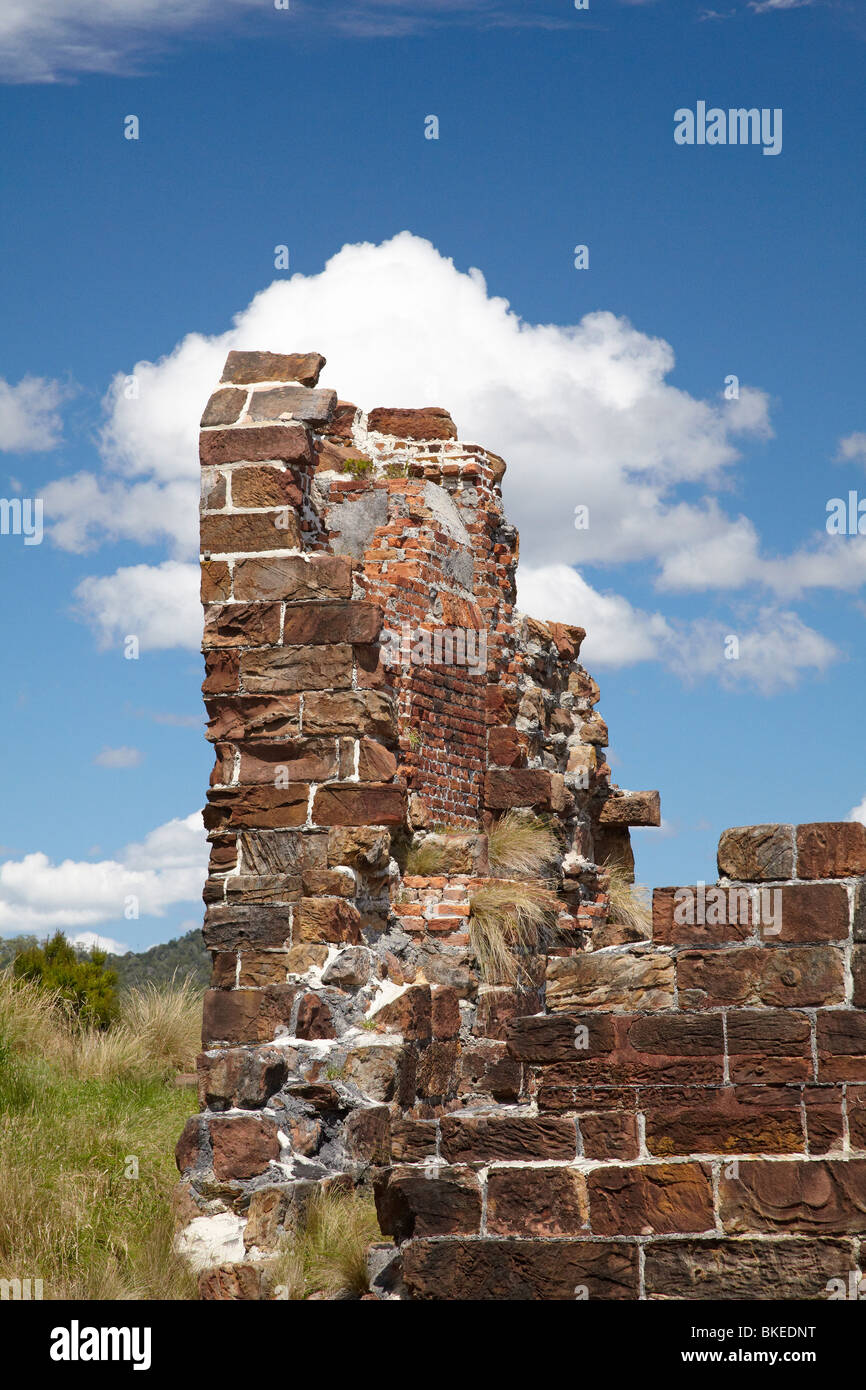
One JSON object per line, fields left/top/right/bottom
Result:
{"left": 469, "top": 880, "right": 560, "bottom": 985}
{"left": 405, "top": 837, "right": 447, "bottom": 876}
{"left": 487, "top": 810, "right": 559, "bottom": 880}
{"left": 269, "top": 1188, "right": 384, "bottom": 1299}
{"left": 340, "top": 457, "right": 374, "bottom": 479}
{"left": 604, "top": 859, "right": 652, "bottom": 936}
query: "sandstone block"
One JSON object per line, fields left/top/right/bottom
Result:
{"left": 797, "top": 821, "right": 866, "bottom": 879}
{"left": 201, "top": 387, "right": 247, "bottom": 427}
{"left": 546, "top": 948, "right": 675, "bottom": 1012}
{"left": 247, "top": 385, "right": 337, "bottom": 427}
{"left": 717, "top": 824, "right": 794, "bottom": 881}
{"left": 720, "top": 1159, "right": 866, "bottom": 1234}
{"left": 221, "top": 350, "right": 325, "bottom": 387}
{"left": 240, "top": 644, "right": 353, "bottom": 693}
{"left": 200, "top": 423, "right": 312, "bottom": 468}
{"left": 439, "top": 1114, "right": 576, "bottom": 1164}
{"left": 232, "top": 553, "right": 351, "bottom": 602}
{"left": 677, "top": 946, "right": 845, "bottom": 1009}
{"left": 201, "top": 510, "right": 300, "bottom": 554}
{"left": 486, "top": 1167, "right": 587, "bottom": 1236}
{"left": 402, "top": 1238, "right": 638, "bottom": 1301}
{"left": 588, "top": 1162, "right": 714, "bottom": 1236}
{"left": 598, "top": 790, "right": 661, "bottom": 827}
{"left": 374, "top": 1166, "right": 481, "bottom": 1241}
{"left": 367, "top": 406, "right": 457, "bottom": 440}
{"left": 312, "top": 783, "right": 406, "bottom": 826}
{"left": 209, "top": 1115, "right": 280, "bottom": 1180}
{"left": 281, "top": 601, "right": 382, "bottom": 645}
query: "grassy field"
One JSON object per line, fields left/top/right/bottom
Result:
{"left": 0, "top": 972, "right": 201, "bottom": 1300}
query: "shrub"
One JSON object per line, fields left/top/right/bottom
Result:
{"left": 469, "top": 880, "right": 560, "bottom": 984}
{"left": 13, "top": 932, "right": 119, "bottom": 1028}
{"left": 487, "top": 810, "right": 559, "bottom": 879}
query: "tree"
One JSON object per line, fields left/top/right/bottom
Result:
{"left": 13, "top": 933, "right": 119, "bottom": 1028}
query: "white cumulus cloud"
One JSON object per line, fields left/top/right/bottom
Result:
{"left": 0, "top": 812, "right": 207, "bottom": 931}
{"left": 518, "top": 563, "right": 838, "bottom": 694}
{"left": 50, "top": 232, "right": 852, "bottom": 690}
{"left": 74, "top": 560, "right": 202, "bottom": 652}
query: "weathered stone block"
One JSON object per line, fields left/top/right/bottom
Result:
{"left": 209, "top": 1115, "right": 280, "bottom": 1180}
{"left": 240, "top": 644, "right": 353, "bottom": 694}
{"left": 312, "top": 783, "right": 406, "bottom": 826}
{"left": 231, "top": 465, "right": 303, "bottom": 510}
{"left": 720, "top": 1160, "right": 866, "bottom": 1234}
{"left": 643, "top": 1085, "right": 804, "bottom": 1157}
{"left": 588, "top": 1162, "right": 715, "bottom": 1236}
{"left": 717, "top": 824, "right": 794, "bottom": 881}
{"left": 201, "top": 387, "right": 247, "bottom": 427}
{"left": 678, "top": 946, "right": 845, "bottom": 1009}
{"left": 401, "top": 1238, "right": 638, "bottom": 1301}
{"left": 295, "top": 897, "right": 362, "bottom": 945}
{"left": 367, "top": 406, "right": 457, "bottom": 440}
{"left": 486, "top": 1167, "right": 587, "bottom": 1236}
{"left": 440, "top": 1114, "right": 576, "bottom": 1164}
{"left": 200, "top": 423, "right": 312, "bottom": 467}
{"left": 281, "top": 601, "right": 382, "bottom": 645}
{"left": 204, "top": 784, "right": 308, "bottom": 831}
{"left": 203, "top": 602, "right": 281, "bottom": 648}
{"left": 232, "top": 553, "right": 352, "bottom": 605}
{"left": 303, "top": 691, "right": 396, "bottom": 739}
{"left": 797, "top": 822, "right": 866, "bottom": 879}
{"left": 546, "top": 949, "right": 675, "bottom": 1012}
{"left": 644, "top": 1238, "right": 857, "bottom": 1300}
{"left": 374, "top": 1166, "right": 482, "bottom": 1241}
{"left": 221, "top": 350, "right": 325, "bottom": 387}
{"left": 247, "top": 385, "right": 337, "bottom": 427}
{"left": 598, "top": 790, "right": 661, "bottom": 827}
{"left": 201, "top": 510, "right": 300, "bottom": 554}
{"left": 816, "top": 1011, "right": 866, "bottom": 1081}
{"left": 725, "top": 1009, "right": 813, "bottom": 1084}
{"left": 484, "top": 769, "right": 558, "bottom": 811}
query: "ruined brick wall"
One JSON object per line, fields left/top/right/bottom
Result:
{"left": 173, "top": 352, "right": 863, "bottom": 1303}
{"left": 383, "top": 821, "right": 866, "bottom": 1300}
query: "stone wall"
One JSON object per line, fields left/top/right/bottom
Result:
{"left": 382, "top": 820, "right": 866, "bottom": 1300}
{"left": 175, "top": 352, "right": 864, "bottom": 1302}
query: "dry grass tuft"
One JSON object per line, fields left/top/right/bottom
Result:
{"left": 270, "top": 1188, "right": 383, "bottom": 1299}
{"left": 605, "top": 860, "right": 652, "bottom": 935}
{"left": 118, "top": 974, "right": 202, "bottom": 1074}
{"left": 469, "top": 879, "right": 560, "bottom": 984}
{"left": 405, "top": 837, "right": 449, "bottom": 877}
{"left": 487, "top": 810, "right": 559, "bottom": 879}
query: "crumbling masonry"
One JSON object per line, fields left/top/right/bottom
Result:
{"left": 176, "top": 350, "right": 866, "bottom": 1300}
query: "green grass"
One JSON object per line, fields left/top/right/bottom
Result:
{"left": 0, "top": 971, "right": 201, "bottom": 1300}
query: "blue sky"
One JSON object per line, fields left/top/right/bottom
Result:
{"left": 0, "top": 0, "right": 864, "bottom": 951}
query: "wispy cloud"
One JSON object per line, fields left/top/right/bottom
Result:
{"left": 0, "top": 0, "right": 574, "bottom": 84}
{"left": 0, "top": 375, "right": 67, "bottom": 452}
{"left": 93, "top": 746, "right": 144, "bottom": 769}
{"left": 837, "top": 432, "right": 866, "bottom": 465}
{"left": 748, "top": 0, "right": 814, "bottom": 12}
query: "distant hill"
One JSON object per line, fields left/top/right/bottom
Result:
{"left": 0, "top": 929, "right": 210, "bottom": 991}
{"left": 111, "top": 930, "right": 210, "bottom": 991}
